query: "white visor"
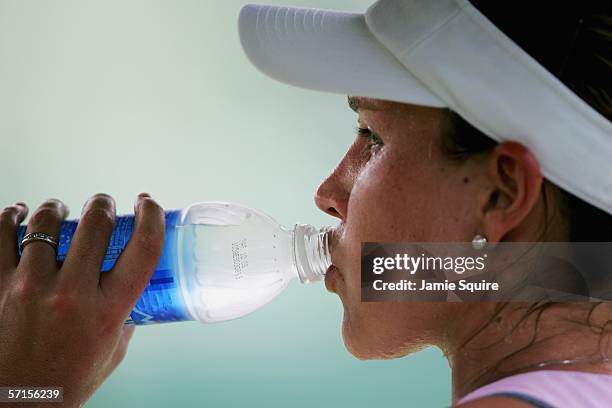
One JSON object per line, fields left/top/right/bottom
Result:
{"left": 239, "top": 0, "right": 612, "bottom": 216}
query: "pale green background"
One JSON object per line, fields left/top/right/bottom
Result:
{"left": 0, "top": 1, "right": 451, "bottom": 406}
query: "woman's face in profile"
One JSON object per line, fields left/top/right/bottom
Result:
{"left": 315, "top": 97, "right": 489, "bottom": 359}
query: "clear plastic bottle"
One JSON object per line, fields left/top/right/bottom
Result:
{"left": 16, "top": 202, "right": 332, "bottom": 325}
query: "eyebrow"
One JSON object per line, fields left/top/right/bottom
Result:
{"left": 347, "top": 95, "right": 383, "bottom": 112}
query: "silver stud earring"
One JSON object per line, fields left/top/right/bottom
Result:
{"left": 472, "top": 234, "right": 487, "bottom": 250}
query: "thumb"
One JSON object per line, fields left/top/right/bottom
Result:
{"left": 99, "top": 324, "right": 137, "bottom": 382}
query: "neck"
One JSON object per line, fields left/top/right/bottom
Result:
{"left": 443, "top": 302, "right": 612, "bottom": 402}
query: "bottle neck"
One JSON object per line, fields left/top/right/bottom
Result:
{"left": 292, "top": 224, "right": 332, "bottom": 284}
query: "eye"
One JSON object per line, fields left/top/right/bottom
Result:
{"left": 356, "top": 126, "right": 384, "bottom": 150}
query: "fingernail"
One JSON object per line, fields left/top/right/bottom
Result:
{"left": 14, "top": 202, "right": 28, "bottom": 217}
{"left": 81, "top": 201, "right": 89, "bottom": 216}
{"left": 48, "top": 198, "right": 69, "bottom": 216}
{"left": 135, "top": 193, "right": 151, "bottom": 213}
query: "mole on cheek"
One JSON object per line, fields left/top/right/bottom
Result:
{"left": 463, "top": 177, "right": 469, "bottom": 184}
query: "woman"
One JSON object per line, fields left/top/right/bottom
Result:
{"left": 238, "top": 0, "right": 612, "bottom": 406}
{"left": 1, "top": 1, "right": 610, "bottom": 407}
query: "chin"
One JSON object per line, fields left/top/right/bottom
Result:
{"left": 340, "top": 314, "right": 414, "bottom": 361}
{"left": 340, "top": 307, "right": 432, "bottom": 361}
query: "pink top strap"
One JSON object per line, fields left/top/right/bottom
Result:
{"left": 456, "top": 370, "right": 612, "bottom": 407}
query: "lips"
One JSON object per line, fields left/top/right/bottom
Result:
{"left": 324, "top": 265, "right": 342, "bottom": 293}
{"left": 324, "top": 225, "right": 343, "bottom": 293}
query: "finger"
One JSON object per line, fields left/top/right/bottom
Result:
{"left": 0, "top": 202, "right": 29, "bottom": 270}
{"left": 19, "top": 199, "right": 69, "bottom": 277}
{"left": 60, "top": 194, "right": 116, "bottom": 290}
{"left": 100, "top": 194, "right": 165, "bottom": 314}
{"left": 115, "top": 324, "right": 135, "bottom": 360}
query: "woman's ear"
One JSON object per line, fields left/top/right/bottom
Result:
{"left": 480, "top": 142, "right": 543, "bottom": 242}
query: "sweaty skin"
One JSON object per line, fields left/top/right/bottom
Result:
{"left": 1, "top": 99, "right": 610, "bottom": 407}
{"left": 316, "top": 97, "right": 612, "bottom": 405}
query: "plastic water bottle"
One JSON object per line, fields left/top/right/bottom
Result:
{"left": 16, "top": 202, "right": 332, "bottom": 325}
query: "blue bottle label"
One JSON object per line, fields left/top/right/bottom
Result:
{"left": 17, "top": 210, "right": 193, "bottom": 325}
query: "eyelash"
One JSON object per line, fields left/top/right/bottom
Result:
{"left": 356, "top": 127, "right": 384, "bottom": 149}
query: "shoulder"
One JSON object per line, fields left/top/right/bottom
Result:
{"left": 455, "top": 395, "right": 540, "bottom": 408}
{"left": 454, "top": 369, "right": 612, "bottom": 407}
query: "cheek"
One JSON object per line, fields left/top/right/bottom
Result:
{"left": 339, "top": 149, "right": 474, "bottom": 358}
{"left": 345, "top": 150, "right": 476, "bottom": 249}
{"left": 338, "top": 152, "right": 435, "bottom": 302}
{"left": 344, "top": 150, "right": 444, "bottom": 246}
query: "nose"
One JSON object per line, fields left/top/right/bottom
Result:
{"left": 315, "top": 168, "right": 350, "bottom": 221}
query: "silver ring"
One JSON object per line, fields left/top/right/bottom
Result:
{"left": 20, "top": 232, "right": 59, "bottom": 254}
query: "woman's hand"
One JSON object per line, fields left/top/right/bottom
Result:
{"left": 0, "top": 193, "right": 165, "bottom": 407}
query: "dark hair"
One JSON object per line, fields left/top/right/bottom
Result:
{"left": 444, "top": 1, "right": 612, "bottom": 388}
{"left": 441, "top": 2, "right": 612, "bottom": 242}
